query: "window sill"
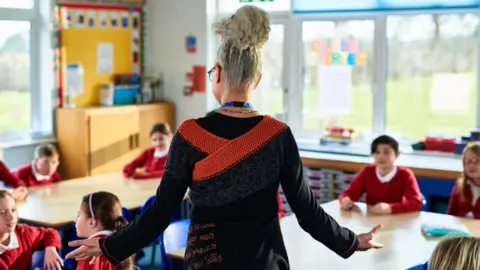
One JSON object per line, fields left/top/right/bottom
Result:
{"left": 0, "top": 131, "right": 56, "bottom": 149}
{"left": 296, "top": 137, "right": 461, "bottom": 160}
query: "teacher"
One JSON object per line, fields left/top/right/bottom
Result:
{"left": 66, "top": 5, "right": 383, "bottom": 269}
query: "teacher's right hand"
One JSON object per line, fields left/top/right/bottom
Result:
{"left": 66, "top": 238, "right": 101, "bottom": 265}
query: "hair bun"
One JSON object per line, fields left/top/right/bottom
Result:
{"left": 214, "top": 5, "right": 270, "bottom": 50}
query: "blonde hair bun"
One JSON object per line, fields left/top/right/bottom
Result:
{"left": 214, "top": 5, "right": 270, "bottom": 50}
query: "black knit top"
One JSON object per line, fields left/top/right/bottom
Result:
{"left": 98, "top": 112, "right": 359, "bottom": 269}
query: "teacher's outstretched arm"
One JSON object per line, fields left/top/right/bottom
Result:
{"left": 66, "top": 132, "right": 197, "bottom": 265}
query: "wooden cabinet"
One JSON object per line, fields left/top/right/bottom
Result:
{"left": 56, "top": 102, "right": 174, "bottom": 179}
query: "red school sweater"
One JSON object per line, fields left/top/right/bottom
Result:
{"left": 0, "top": 161, "right": 26, "bottom": 188}
{"left": 447, "top": 182, "right": 480, "bottom": 219}
{"left": 14, "top": 163, "right": 62, "bottom": 187}
{"left": 338, "top": 165, "right": 423, "bottom": 213}
{"left": 123, "top": 148, "right": 167, "bottom": 179}
{"left": 0, "top": 224, "right": 61, "bottom": 270}
{"left": 77, "top": 233, "right": 118, "bottom": 270}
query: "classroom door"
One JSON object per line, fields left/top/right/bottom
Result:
{"left": 251, "top": 21, "right": 288, "bottom": 119}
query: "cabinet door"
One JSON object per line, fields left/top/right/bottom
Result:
{"left": 88, "top": 109, "right": 140, "bottom": 176}
{"left": 138, "top": 103, "right": 175, "bottom": 149}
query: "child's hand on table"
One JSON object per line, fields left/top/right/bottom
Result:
{"left": 340, "top": 197, "right": 354, "bottom": 210}
{"left": 369, "top": 203, "right": 392, "bottom": 215}
{"left": 12, "top": 187, "right": 28, "bottom": 201}
{"left": 357, "top": 224, "right": 384, "bottom": 251}
{"left": 38, "top": 246, "right": 63, "bottom": 270}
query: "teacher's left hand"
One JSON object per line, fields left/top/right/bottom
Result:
{"left": 65, "top": 238, "right": 101, "bottom": 265}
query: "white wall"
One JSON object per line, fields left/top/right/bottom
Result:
{"left": 146, "top": 0, "right": 217, "bottom": 128}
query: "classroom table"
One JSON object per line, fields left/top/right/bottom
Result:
{"left": 17, "top": 172, "right": 187, "bottom": 228}
{"left": 166, "top": 200, "right": 480, "bottom": 270}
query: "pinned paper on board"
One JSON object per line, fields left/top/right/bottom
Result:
{"left": 430, "top": 73, "right": 472, "bottom": 113}
{"left": 121, "top": 12, "right": 129, "bottom": 28}
{"left": 87, "top": 10, "right": 95, "bottom": 28}
{"left": 97, "top": 42, "right": 113, "bottom": 73}
{"left": 66, "top": 63, "right": 84, "bottom": 95}
{"left": 99, "top": 11, "right": 108, "bottom": 28}
{"left": 110, "top": 12, "right": 118, "bottom": 28}
{"left": 317, "top": 65, "right": 352, "bottom": 115}
{"left": 76, "top": 10, "right": 85, "bottom": 28}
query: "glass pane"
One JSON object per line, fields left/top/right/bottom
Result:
{"left": 252, "top": 24, "right": 284, "bottom": 117}
{"left": 302, "top": 20, "right": 374, "bottom": 135}
{"left": 0, "top": 21, "right": 31, "bottom": 132}
{"left": 380, "top": 0, "right": 477, "bottom": 9}
{"left": 293, "top": 0, "right": 377, "bottom": 12}
{"left": 218, "top": 0, "right": 290, "bottom": 13}
{"left": 0, "top": 0, "right": 33, "bottom": 9}
{"left": 386, "top": 14, "right": 478, "bottom": 140}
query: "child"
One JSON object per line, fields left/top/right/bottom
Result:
{"left": 15, "top": 143, "right": 62, "bottom": 187}
{"left": 123, "top": 123, "right": 172, "bottom": 179}
{"left": 428, "top": 235, "right": 480, "bottom": 270}
{"left": 75, "top": 191, "right": 134, "bottom": 270}
{"left": 339, "top": 135, "right": 423, "bottom": 214}
{"left": 0, "top": 190, "right": 63, "bottom": 269}
{"left": 0, "top": 161, "right": 28, "bottom": 200}
{"left": 447, "top": 143, "right": 480, "bottom": 219}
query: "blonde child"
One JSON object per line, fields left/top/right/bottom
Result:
{"left": 74, "top": 191, "right": 134, "bottom": 270}
{"left": 0, "top": 190, "right": 63, "bottom": 269}
{"left": 428, "top": 235, "right": 480, "bottom": 270}
{"left": 123, "top": 123, "right": 172, "bottom": 179}
{"left": 447, "top": 143, "right": 480, "bottom": 218}
{"left": 339, "top": 135, "right": 423, "bottom": 214}
{"left": 15, "top": 143, "right": 61, "bottom": 187}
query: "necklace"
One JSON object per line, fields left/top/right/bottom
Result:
{"left": 218, "top": 108, "right": 257, "bottom": 114}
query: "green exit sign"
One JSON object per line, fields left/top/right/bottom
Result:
{"left": 240, "top": 0, "right": 274, "bottom": 2}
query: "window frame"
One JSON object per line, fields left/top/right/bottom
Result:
{"left": 213, "top": 4, "right": 480, "bottom": 141}
{"left": 0, "top": 0, "right": 53, "bottom": 136}
{"left": 292, "top": 8, "right": 480, "bottom": 141}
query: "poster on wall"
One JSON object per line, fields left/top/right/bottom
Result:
{"left": 317, "top": 65, "right": 352, "bottom": 115}
{"left": 98, "top": 11, "right": 107, "bottom": 28}
{"left": 97, "top": 42, "right": 114, "bottom": 73}
{"left": 132, "top": 13, "right": 139, "bottom": 29}
{"left": 121, "top": 12, "right": 129, "bottom": 28}
{"left": 110, "top": 11, "right": 118, "bottom": 28}
{"left": 65, "top": 8, "right": 73, "bottom": 29}
{"left": 87, "top": 10, "right": 95, "bottom": 28}
{"left": 75, "top": 9, "right": 85, "bottom": 28}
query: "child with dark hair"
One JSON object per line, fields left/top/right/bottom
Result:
{"left": 123, "top": 123, "right": 172, "bottom": 179}
{"left": 339, "top": 135, "right": 423, "bottom": 214}
{"left": 15, "top": 143, "right": 61, "bottom": 187}
{"left": 0, "top": 190, "right": 63, "bottom": 269}
{"left": 75, "top": 191, "right": 134, "bottom": 270}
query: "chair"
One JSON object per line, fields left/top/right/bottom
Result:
{"left": 160, "top": 219, "right": 190, "bottom": 270}
{"left": 122, "top": 207, "right": 131, "bottom": 221}
{"left": 31, "top": 250, "right": 45, "bottom": 270}
{"left": 407, "top": 261, "right": 428, "bottom": 270}
{"left": 421, "top": 193, "right": 428, "bottom": 211}
{"left": 140, "top": 196, "right": 158, "bottom": 266}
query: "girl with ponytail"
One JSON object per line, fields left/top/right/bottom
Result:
{"left": 75, "top": 191, "right": 134, "bottom": 270}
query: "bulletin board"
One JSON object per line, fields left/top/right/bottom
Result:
{"left": 55, "top": 1, "right": 145, "bottom": 107}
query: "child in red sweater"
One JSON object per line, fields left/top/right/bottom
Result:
{"left": 123, "top": 123, "right": 172, "bottom": 180}
{"left": 0, "top": 161, "right": 28, "bottom": 200}
{"left": 15, "top": 143, "right": 62, "bottom": 187}
{"left": 74, "top": 191, "right": 134, "bottom": 270}
{"left": 0, "top": 190, "right": 63, "bottom": 269}
{"left": 339, "top": 135, "right": 423, "bottom": 215}
{"left": 447, "top": 143, "right": 480, "bottom": 219}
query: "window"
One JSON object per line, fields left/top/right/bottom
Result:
{"left": 386, "top": 14, "right": 479, "bottom": 140}
{"left": 0, "top": 21, "right": 30, "bottom": 133}
{"left": 0, "top": 0, "right": 33, "bottom": 9}
{"left": 218, "top": 0, "right": 290, "bottom": 14}
{"left": 252, "top": 23, "right": 284, "bottom": 116}
{"left": 301, "top": 20, "right": 374, "bottom": 134}
{"left": 292, "top": 0, "right": 377, "bottom": 13}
